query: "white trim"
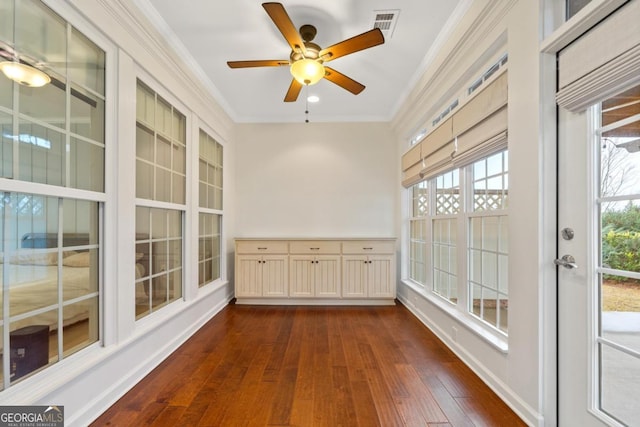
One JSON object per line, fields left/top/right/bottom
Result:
{"left": 401, "top": 279, "right": 509, "bottom": 353}
{"left": 540, "top": 0, "right": 630, "bottom": 53}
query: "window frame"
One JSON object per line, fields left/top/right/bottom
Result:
{"left": 0, "top": 0, "right": 110, "bottom": 389}
{"left": 406, "top": 149, "right": 509, "bottom": 348}
{"left": 134, "top": 76, "right": 189, "bottom": 320}
{"left": 196, "top": 123, "right": 225, "bottom": 289}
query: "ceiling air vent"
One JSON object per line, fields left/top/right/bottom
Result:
{"left": 372, "top": 10, "right": 400, "bottom": 39}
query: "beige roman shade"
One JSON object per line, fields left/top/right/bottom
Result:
{"left": 401, "top": 70, "right": 508, "bottom": 188}
{"left": 557, "top": 0, "right": 640, "bottom": 112}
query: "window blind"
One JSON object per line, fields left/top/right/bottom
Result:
{"left": 557, "top": 0, "right": 640, "bottom": 112}
{"left": 401, "top": 70, "right": 508, "bottom": 188}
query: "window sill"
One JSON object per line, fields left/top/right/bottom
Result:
{"left": 400, "top": 279, "right": 509, "bottom": 353}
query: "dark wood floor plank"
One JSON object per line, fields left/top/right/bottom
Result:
{"left": 149, "top": 405, "right": 186, "bottom": 427}
{"left": 419, "top": 372, "right": 476, "bottom": 427}
{"left": 91, "top": 303, "right": 526, "bottom": 427}
{"left": 395, "top": 363, "right": 448, "bottom": 423}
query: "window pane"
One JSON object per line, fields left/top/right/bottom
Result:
{"left": 0, "top": 0, "right": 13, "bottom": 44}
{"left": 15, "top": 0, "right": 66, "bottom": 72}
{"left": 136, "top": 82, "right": 155, "bottom": 126}
{"left": 70, "top": 85, "right": 104, "bottom": 143}
{"left": 435, "top": 169, "right": 460, "bottom": 215}
{"left": 156, "top": 168, "right": 171, "bottom": 202}
{"left": 69, "top": 28, "right": 105, "bottom": 95}
{"left": 69, "top": 137, "right": 104, "bottom": 192}
{"left": 433, "top": 218, "right": 456, "bottom": 303}
{"left": 0, "top": 111, "right": 13, "bottom": 178}
{"left": 172, "top": 173, "right": 185, "bottom": 205}
{"left": 136, "top": 160, "right": 153, "bottom": 200}
{"left": 18, "top": 121, "right": 65, "bottom": 186}
{"left": 198, "top": 213, "right": 221, "bottom": 287}
{"left": 19, "top": 81, "right": 66, "bottom": 130}
{"left": 600, "top": 130, "right": 640, "bottom": 200}
{"left": 600, "top": 344, "right": 640, "bottom": 425}
{"left": 473, "top": 151, "right": 508, "bottom": 212}
{"left": 62, "top": 199, "right": 98, "bottom": 246}
{"left": 136, "top": 124, "right": 154, "bottom": 162}
{"left": 566, "top": 0, "right": 592, "bottom": 19}
{"left": 0, "top": 69, "right": 11, "bottom": 109}
{"left": 63, "top": 296, "right": 98, "bottom": 357}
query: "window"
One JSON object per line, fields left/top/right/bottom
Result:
{"left": 197, "top": 130, "right": 223, "bottom": 287}
{"left": 198, "top": 129, "right": 223, "bottom": 287}
{"left": 135, "top": 81, "right": 185, "bottom": 319}
{"left": 468, "top": 151, "right": 509, "bottom": 333}
{"left": 0, "top": 0, "right": 105, "bottom": 388}
{"left": 407, "top": 150, "right": 509, "bottom": 335}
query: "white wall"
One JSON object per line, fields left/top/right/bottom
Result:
{"left": 235, "top": 122, "right": 398, "bottom": 238}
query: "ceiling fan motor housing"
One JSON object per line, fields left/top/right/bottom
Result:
{"left": 290, "top": 40, "right": 322, "bottom": 63}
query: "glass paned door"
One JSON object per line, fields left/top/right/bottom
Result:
{"left": 558, "top": 82, "right": 640, "bottom": 426}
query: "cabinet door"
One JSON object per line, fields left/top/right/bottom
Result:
{"left": 368, "top": 255, "right": 395, "bottom": 298}
{"left": 262, "top": 255, "right": 288, "bottom": 297}
{"left": 290, "top": 255, "right": 314, "bottom": 297}
{"left": 236, "top": 255, "right": 262, "bottom": 297}
{"left": 342, "top": 256, "right": 367, "bottom": 298}
{"left": 315, "top": 256, "right": 340, "bottom": 298}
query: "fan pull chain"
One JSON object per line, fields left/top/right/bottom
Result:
{"left": 304, "top": 84, "right": 310, "bottom": 123}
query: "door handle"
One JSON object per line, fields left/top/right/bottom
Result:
{"left": 554, "top": 254, "right": 578, "bottom": 269}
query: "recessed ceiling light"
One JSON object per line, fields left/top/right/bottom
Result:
{"left": 307, "top": 95, "right": 320, "bottom": 103}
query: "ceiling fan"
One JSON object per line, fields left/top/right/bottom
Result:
{"left": 227, "top": 2, "right": 385, "bottom": 102}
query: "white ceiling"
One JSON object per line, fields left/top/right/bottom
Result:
{"left": 137, "top": 0, "right": 466, "bottom": 123}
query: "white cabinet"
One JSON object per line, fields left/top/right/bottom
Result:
{"left": 235, "top": 241, "right": 288, "bottom": 298}
{"left": 235, "top": 238, "right": 395, "bottom": 304}
{"left": 342, "top": 241, "right": 396, "bottom": 299}
{"left": 289, "top": 240, "right": 341, "bottom": 298}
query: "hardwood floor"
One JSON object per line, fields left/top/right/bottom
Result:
{"left": 92, "top": 303, "right": 526, "bottom": 426}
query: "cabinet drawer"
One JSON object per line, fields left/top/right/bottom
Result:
{"left": 289, "top": 240, "right": 341, "bottom": 254}
{"left": 342, "top": 240, "right": 395, "bottom": 254}
{"left": 236, "top": 240, "right": 288, "bottom": 254}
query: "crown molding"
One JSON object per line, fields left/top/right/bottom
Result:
{"left": 391, "top": 0, "right": 517, "bottom": 140}
{"left": 87, "top": 0, "right": 235, "bottom": 139}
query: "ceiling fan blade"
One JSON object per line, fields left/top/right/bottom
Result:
{"left": 323, "top": 67, "right": 365, "bottom": 95}
{"left": 262, "top": 2, "right": 307, "bottom": 55}
{"left": 227, "top": 60, "right": 289, "bottom": 68}
{"left": 284, "top": 79, "right": 303, "bottom": 102}
{"left": 319, "top": 28, "right": 384, "bottom": 62}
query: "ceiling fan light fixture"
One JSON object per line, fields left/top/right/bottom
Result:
{"left": 0, "top": 61, "right": 50, "bottom": 87}
{"left": 290, "top": 58, "right": 324, "bottom": 86}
